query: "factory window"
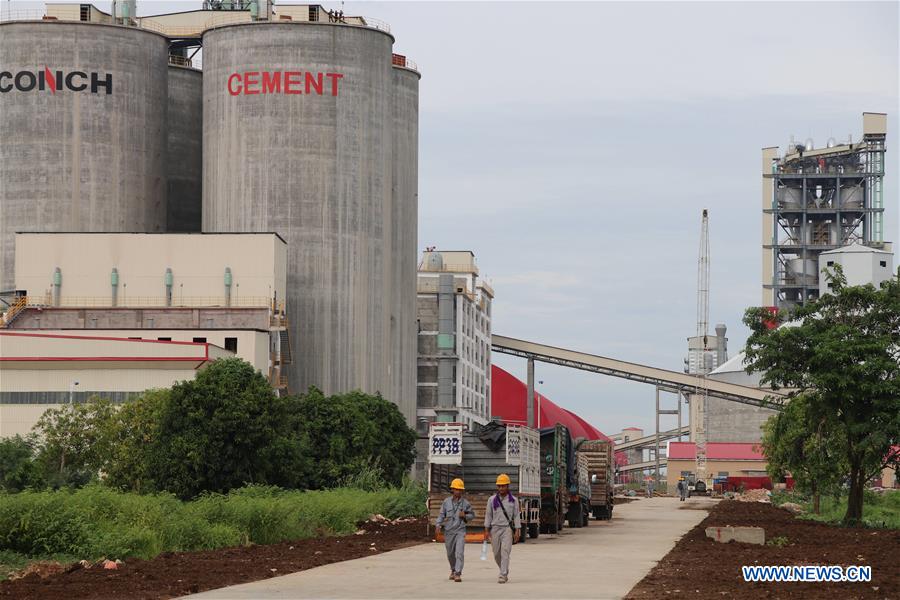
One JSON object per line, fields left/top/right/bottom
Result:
{"left": 827, "top": 261, "right": 834, "bottom": 267}
{"left": 157, "top": 337, "right": 172, "bottom": 341}
{"left": 225, "top": 337, "right": 238, "bottom": 353}
{"left": 880, "top": 261, "right": 888, "bottom": 268}
{"left": 193, "top": 337, "right": 207, "bottom": 343}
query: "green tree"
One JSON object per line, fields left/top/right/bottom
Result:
{"left": 148, "top": 358, "right": 307, "bottom": 499}
{"left": 0, "top": 435, "right": 44, "bottom": 492}
{"left": 295, "top": 388, "right": 416, "bottom": 489}
{"left": 760, "top": 392, "right": 847, "bottom": 513}
{"left": 744, "top": 267, "right": 900, "bottom": 525}
{"left": 32, "top": 397, "right": 118, "bottom": 487}
{"left": 102, "top": 388, "right": 169, "bottom": 493}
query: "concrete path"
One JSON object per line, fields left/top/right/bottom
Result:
{"left": 186, "top": 497, "right": 716, "bottom": 600}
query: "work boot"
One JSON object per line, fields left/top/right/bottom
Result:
{"left": 453, "top": 574, "right": 462, "bottom": 582}
{"left": 449, "top": 572, "right": 455, "bottom": 580}
{"left": 498, "top": 576, "right": 508, "bottom": 584}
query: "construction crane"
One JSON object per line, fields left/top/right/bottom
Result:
{"left": 694, "top": 209, "right": 710, "bottom": 486}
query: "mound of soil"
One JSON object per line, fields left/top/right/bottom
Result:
{"left": 627, "top": 500, "right": 899, "bottom": 599}
{"left": 0, "top": 517, "right": 430, "bottom": 600}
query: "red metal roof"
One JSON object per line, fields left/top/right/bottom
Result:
{"left": 490, "top": 365, "right": 610, "bottom": 441}
{"left": 668, "top": 442, "right": 765, "bottom": 461}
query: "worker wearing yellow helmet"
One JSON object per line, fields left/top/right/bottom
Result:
{"left": 483, "top": 473, "right": 521, "bottom": 584}
{"left": 436, "top": 477, "right": 475, "bottom": 582}
{"left": 676, "top": 477, "right": 687, "bottom": 502}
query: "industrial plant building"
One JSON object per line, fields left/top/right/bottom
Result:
{"left": 0, "top": 331, "right": 233, "bottom": 437}
{"left": 761, "top": 112, "right": 890, "bottom": 310}
{"left": 0, "top": 233, "right": 289, "bottom": 434}
{"left": 0, "top": 2, "right": 420, "bottom": 428}
{"left": 415, "top": 250, "right": 493, "bottom": 433}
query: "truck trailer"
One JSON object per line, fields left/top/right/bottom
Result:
{"left": 566, "top": 450, "right": 592, "bottom": 528}
{"left": 539, "top": 424, "right": 571, "bottom": 534}
{"left": 427, "top": 422, "right": 542, "bottom": 542}
{"left": 578, "top": 439, "right": 615, "bottom": 520}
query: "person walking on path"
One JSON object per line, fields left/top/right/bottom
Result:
{"left": 484, "top": 473, "right": 521, "bottom": 584}
{"left": 645, "top": 477, "right": 654, "bottom": 498}
{"left": 435, "top": 478, "right": 475, "bottom": 582}
{"left": 676, "top": 477, "right": 687, "bottom": 502}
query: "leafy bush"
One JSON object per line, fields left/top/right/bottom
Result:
{"left": 0, "top": 436, "right": 44, "bottom": 492}
{"left": 0, "top": 483, "right": 425, "bottom": 562}
{"left": 295, "top": 388, "right": 416, "bottom": 489}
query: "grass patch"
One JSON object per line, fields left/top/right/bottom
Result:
{"left": 0, "top": 481, "right": 426, "bottom": 571}
{"left": 771, "top": 489, "right": 900, "bottom": 529}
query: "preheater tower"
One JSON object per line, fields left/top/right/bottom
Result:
{"left": 202, "top": 20, "right": 417, "bottom": 414}
{"left": 0, "top": 20, "right": 168, "bottom": 292}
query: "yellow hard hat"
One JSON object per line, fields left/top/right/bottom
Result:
{"left": 450, "top": 478, "right": 465, "bottom": 490}
{"left": 496, "top": 473, "right": 511, "bottom": 486}
{"left": 679, "top": 477, "right": 685, "bottom": 481}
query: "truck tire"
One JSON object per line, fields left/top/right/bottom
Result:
{"left": 528, "top": 522, "right": 539, "bottom": 539}
{"left": 593, "top": 506, "right": 608, "bottom": 520}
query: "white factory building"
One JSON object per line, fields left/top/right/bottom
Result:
{"left": 0, "top": 233, "right": 290, "bottom": 436}
{"left": 415, "top": 250, "right": 493, "bottom": 433}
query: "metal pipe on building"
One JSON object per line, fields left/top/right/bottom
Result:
{"left": 224, "top": 267, "right": 233, "bottom": 307}
{"left": 52, "top": 267, "right": 62, "bottom": 307}
{"left": 165, "top": 268, "right": 173, "bottom": 307}
{"left": 111, "top": 268, "right": 119, "bottom": 307}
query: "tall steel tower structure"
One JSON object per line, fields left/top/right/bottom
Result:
{"left": 693, "top": 209, "right": 710, "bottom": 482}
{"left": 762, "top": 112, "right": 888, "bottom": 310}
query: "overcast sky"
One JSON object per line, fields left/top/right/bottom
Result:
{"left": 372, "top": 0, "right": 900, "bottom": 436}
{"left": 8, "top": 1, "right": 898, "bottom": 437}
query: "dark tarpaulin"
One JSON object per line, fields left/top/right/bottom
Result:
{"left": 476, "top": 421, "right": 507, "bottom": 452}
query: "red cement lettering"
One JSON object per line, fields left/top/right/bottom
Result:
{"left": 244, "top": 71, "right": 260, "bottom": 95}
{"left": 284, "top": 72, "right": 302, "bottom": 95}
{"left": 305, "top": 72, "right": 323, "bottom": 95}
{"left": 326, "top": 72, "right": 343, "bottom": 96}
{"left": 262, "top": 71, "right": 281, "bottom": 94}
{"left": 227, "top": 73, "right": 242, "bottom": 96}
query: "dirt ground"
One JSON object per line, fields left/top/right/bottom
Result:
{"left": 0, "top": 517, "right": 430, "bottom": 600}
{"left": 627, "top": 500, "right": 899, "bottom": 599}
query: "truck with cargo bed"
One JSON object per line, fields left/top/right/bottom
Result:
{"left": 578, "top": 438, "right": 615, "bottom": 520}
{"left": 539, "top": 424, "right": 570, "bottom": 533}
{"left": 566, "top": 450, "right": 591, "bottom": 527}
{"left": 427, "top": 422, "right": 542, "bottom": 542}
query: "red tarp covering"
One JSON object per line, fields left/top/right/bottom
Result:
{"left": 490, "top": 365, "right": 610, "bottom": 442}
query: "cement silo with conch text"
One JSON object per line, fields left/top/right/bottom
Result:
{"left": 0, "top": 20, "right": 168, "bottom": 292}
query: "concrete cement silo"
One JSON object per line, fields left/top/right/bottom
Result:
{"left": 390, "top": 59, "right": 420, "bottom": 427}
{"left": 0, "top": 21, "right": 168, "bottom": 292}
{"left": 202, "top": 21, "right": 394, "bottom": 402}
{"left": 166, "top": 65, "right": 203, "bottom": 232}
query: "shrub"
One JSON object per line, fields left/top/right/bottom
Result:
{"left": 0, "top": 436, "right": 44, "bottom": 492}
